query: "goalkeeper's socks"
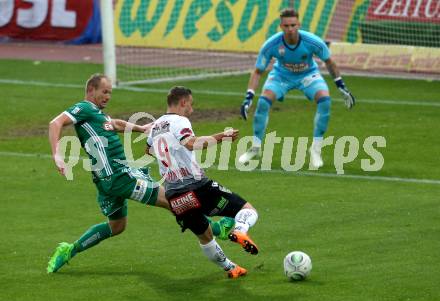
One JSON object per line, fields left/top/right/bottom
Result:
{"left": 253, "top": 96, "right": 272, "bottom": 147}
{"left": 313, "top": 96, "right": 331, "bottom": 138}
{"left": 200, "top": 239, "right": 234, "bottom": 270}
{"left": 72, "top": 222, "right": 113, "bottom": 256}
{"left": 234, "top": 208, "right": 258, "bottom": 233}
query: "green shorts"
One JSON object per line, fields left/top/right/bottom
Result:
{"left": 95, "top": 168, "right": 159, "bottom": 219}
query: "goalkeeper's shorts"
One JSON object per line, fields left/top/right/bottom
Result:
{"left": 262, "top": 70, "right": 329, "bottom": 101}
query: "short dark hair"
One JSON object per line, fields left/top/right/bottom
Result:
{"left": 280, "top": 8, "right": 299, "bottom": 19}
{"left": 167, "top": 86, "right": 192, "bottom": 106}
{"left": 86, "top": 73, "right": 108, "bottom": 92}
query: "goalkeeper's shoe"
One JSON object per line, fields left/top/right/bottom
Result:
{"left": 47, "top": 242, "right": 74, "bottom": 273}
{"left": 238, "top": 146, "right": 261, "bottom": 164}
{"left": 228, "top": 231, "right": 259, "bottom": 255}
{"left": 226, "top": 264, "right": 247, "bottom": 279}
{"left": 217, "top": 217, "right": 235, "bottom": 240}
{"left": 309, "top": 141, "right": 323, "bottom": 169}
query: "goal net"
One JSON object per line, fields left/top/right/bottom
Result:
{"left": 105, "top": 0, "right": 440, "bottom": 85}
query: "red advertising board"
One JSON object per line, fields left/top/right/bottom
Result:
{"left": 366, "top": 0, "right": 440, "bottom": 23}
{"left": 0, "top": 0, "right": 94, "bottom": 40}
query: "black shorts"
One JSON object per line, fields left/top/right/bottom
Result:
{"left": 167, "top": 180, "right": 247, "bottom": 235}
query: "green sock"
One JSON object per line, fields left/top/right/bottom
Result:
{"left": 206, "top": 216, "right": 221, "bottom": 236}
{"left": 72, "top": 222, "right": 112, "bottom": 257}
{"left": 211, "top": 221, "right": 222, "bottom": 236}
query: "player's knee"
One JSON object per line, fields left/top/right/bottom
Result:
{"left": 155, "top": 187, "right": 170, "bottom": 210}
{"left": 317, "top": 95, "right": 331, "bottom": 106}
{"left": 242, "top": 202, "right": 257, "bottom": 214}
{"left": 314, "top": 90, "right": 330, "bottom": 102}
{"left": 255, "top": 96, "right": 272, "bottom": 115}
{"left": 109, "top": 219, "right": 127, "bottom": 236}
{"left": 198, "top": 228, "right": 214, "bottom": 245}
{"left": 317, "top": 97, "right": 331, "bottom": 116}
{"left": 262, "top": 90, "right": 276, "bottom": 101}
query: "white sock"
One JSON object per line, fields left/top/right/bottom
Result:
{"left": 312, "top": 137, "right": 323, "bottom": 150}
{"left": 200, "top": 239, "right": 235, "bottom": 271}
{"left": 234, "top": 208, "right": 258, "bottom": 233}
{"left": 252, "top": 137, "right": 262, "bottom": 148}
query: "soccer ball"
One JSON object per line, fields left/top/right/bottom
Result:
{"left": 283, "top": 251, "right": 312, "bottom": 281}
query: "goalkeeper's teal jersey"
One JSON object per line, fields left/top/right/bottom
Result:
{"left": 256, "top": 30, "right": 330, "bottom": 76}
{"left": 64, "top": 100, "right": 126, "bottom": 179}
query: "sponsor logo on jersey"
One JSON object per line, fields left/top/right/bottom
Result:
{"left": 71, "top": 106, "right": 81, "bottom": 115}
{"left": 278, "top": 45, "right": 285, "bottom": 56}
{"left": 216, "top": 197, "right": 229, "bottom": 212}
{"left": 103, "top": 122, "right": 114, "bottom": 131}
{"left": 152, "top": 121, "right": 171, "bottom": 137}
{"left": 283, "top": 62, "right": 309, "bottom": 72}
{"left": 169, "top": 191, "right": 201, "bottom": 215}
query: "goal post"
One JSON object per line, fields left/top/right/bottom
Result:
{"left": 102, "top": 0, "right": 440, "bottom": 85}
{"left": 100, "top": 0, "right": 117, "bottom": 85}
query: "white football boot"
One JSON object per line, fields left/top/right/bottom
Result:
{"left": 309, "top": 139, "right": 323, "bottom": 168}
{"left": 238, "top": 146, "right": 261, "bottom": 164}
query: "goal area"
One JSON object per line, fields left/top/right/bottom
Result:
{"left": 102, "top": 0, "right": 440, "bottom": 85}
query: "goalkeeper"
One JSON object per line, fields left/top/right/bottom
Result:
{"left": 239, "top": 8, "right": 355, "bottom": 168}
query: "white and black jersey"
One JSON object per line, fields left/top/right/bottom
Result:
{"left": 147, "top": 113, "right": 208, "bottom": 198}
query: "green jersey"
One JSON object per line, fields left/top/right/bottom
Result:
{"left": 65, "top": 100, "right": 126, "bottom": 179}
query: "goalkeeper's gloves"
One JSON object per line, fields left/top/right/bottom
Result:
{"left": 240, "top": 89, "right": 255, "bottom": 120}
{"left": 335, "top": 77, "right": 355, "bottom": 109}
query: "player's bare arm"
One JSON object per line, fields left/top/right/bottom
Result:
{"left": 48, "top": 112, "right": 74, "bottom": 175}
{"left": 111, "top": 119, "right": 153, "bottom": 134}
{"left": 182, "top": 129, "right": 239, "bottom": 151}
{"left": 324, "top": 58, "right": 341, "bottom": 79}
{"left": 248, "top": 68, "right": 264, "bottom": 92}
{"left": 325, "top": 58, "right": 356, "bottom": 109}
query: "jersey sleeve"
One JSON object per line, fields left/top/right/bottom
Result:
{"left": 172, "top": 117, "right": 194, "bottom": 141}
{"left": 309, "top": 34, "right": 331, "bottom": 61}
{"left": 64, "top": 102, "right": 92, "bottom": 124}
{"left": 146, "top": 126, "right": 153, "bottom": 147}
{"left": 255, "top": 39, "right": 276, "bottom": 71}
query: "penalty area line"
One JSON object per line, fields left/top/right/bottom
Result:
{"left": 1, "top": 151, "right": 440, "bottom": 185}
{"left": 230, "top": 168, "right": 440, "bottom": 185}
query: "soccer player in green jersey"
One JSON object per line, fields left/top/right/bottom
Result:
{"left": 47, "top": 74, "right": 234, "bottom": 273}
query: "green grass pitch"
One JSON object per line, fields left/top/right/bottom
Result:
{"left": 0, "top": 59, "right": 439, "bottom": 301}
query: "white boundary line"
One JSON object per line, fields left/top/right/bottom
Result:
{"left": 1, "top": 78, "right": 440, "bottom": 107}
{"left": 1, "top": 151, "right": 439, "bottom": 185}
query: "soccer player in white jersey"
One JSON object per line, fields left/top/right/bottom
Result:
{"left": 239, "top": 8, "right": 355, "bottom": 168}
{"left": 147, "top": 86, "right": 260, "bottom": 278}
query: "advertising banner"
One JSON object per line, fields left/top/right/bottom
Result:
{"left": 0, "top": 0, "right": 99, "bottom": 42}
{"left": 366, "top": 0, "right": 440, "bottom": 23}
{"left": 114, "top": 0, "right": 337, "bottom": 52}
{"left": 331, "top": 42, "right": 440, "bottom": 74}
{"left": 361, "top": 0, "right": 440, "bottom": 47}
